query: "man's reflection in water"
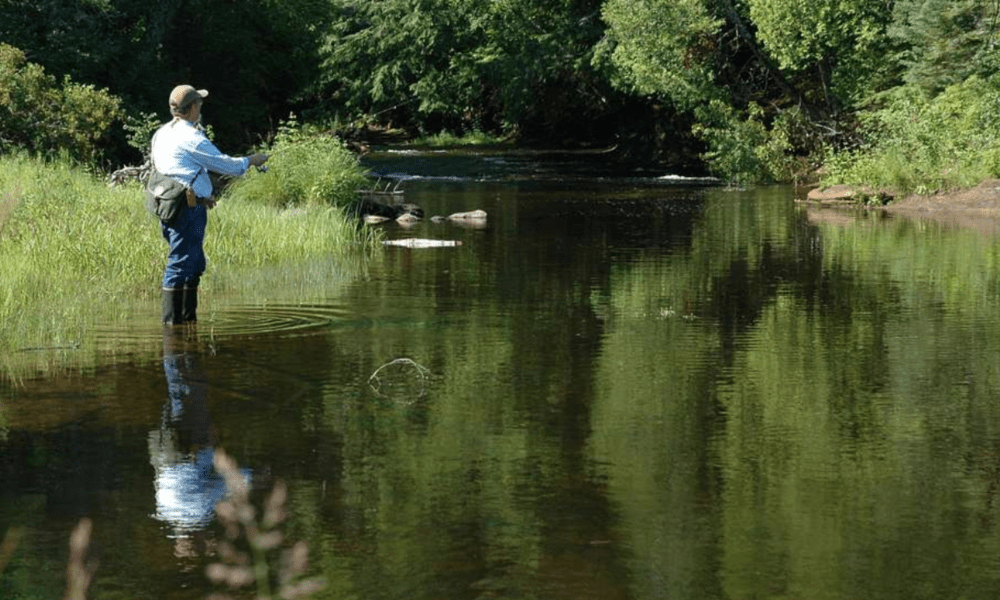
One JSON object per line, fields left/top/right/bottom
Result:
{"left": 149, "top": 329, "right": 249, "bottom": 559}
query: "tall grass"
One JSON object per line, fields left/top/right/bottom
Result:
{"left": 225, "top": 116, "right": 371, "bottom": 209}
{"left": 0, "top": 150, "right": 378, "bottom": 378}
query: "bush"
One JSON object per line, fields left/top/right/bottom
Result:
{"left": 0, "top": 44, "right": 123, "bottom": 167}
{"left": 692, "top": 100, "right": 796, "bottom": 186}
{"left": 823, "top": 75, "right": 1000, "bottom": 193}
{"left": 225, "top": 116, "right": 370, "bottom": 210}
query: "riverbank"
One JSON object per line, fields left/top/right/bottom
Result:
{"left": 0, "top": 154, "right": 378, "bottom": 379}
{"left": 881, "top": 179, "right": 1000, "bottom": 233}
{"left": 803, "top": 179, "right": 1000, "bottom": 234}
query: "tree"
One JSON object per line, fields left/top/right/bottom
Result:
{"left": 313, "top": 0, "right": 615, "bottom": 142}
{"left": 597, "top": 0, "right": 723, "bottom": 111}
{"left": 745, "top": 0, "right": 895, "bottom": 111}
{"left": 0, "top": 0, "right": 334, "bottom": 154}
{"left": 889, "top": 0, "right": 1000, "bottom": 94}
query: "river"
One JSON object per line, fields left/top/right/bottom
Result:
{"left": 3, "top": 148, "right": 1000, "bottom": 599}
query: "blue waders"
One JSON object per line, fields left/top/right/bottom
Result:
{"left": 161, "top": 204, "right": 207, "bottom": 325}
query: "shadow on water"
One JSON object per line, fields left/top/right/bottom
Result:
{"left": 364, "top": 145, "right": 721, "bottom": 185}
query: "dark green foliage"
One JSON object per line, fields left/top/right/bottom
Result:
{"left": 163, "top": 0, "right": 334, "bottom": 147}
{"left": 1, "top": 0, "right": 997, "bottom": 189}
{"left": 823, "top": 75, "right": 1000, "bottom": 193}
{"left": 0, "top": 0, "right": 332, "bottom": 155}
{"left": 0, "top": 1, "right": 183, "bottom": 112}
{"left": 889, "top": 0, "right": 1000, "bottom": 93}
{"left": 313, "top": 0, "right": 616, "bottom": 142}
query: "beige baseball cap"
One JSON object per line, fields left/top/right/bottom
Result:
{"left": 169, "top": 85, "right": 208, "bottom": 111}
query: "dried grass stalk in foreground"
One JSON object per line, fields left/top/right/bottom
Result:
{"left": 207, "top": 449, "right": 326, "bottom": 600}
{"left": 64, "top": 518, "right": 96, "bottom": 600}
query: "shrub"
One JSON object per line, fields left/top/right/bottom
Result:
{"left": 693, "top": 100, "right": 796, "bottom": 186}
{"left": 823, "top": 75, "right": 1000, "bottom": 193}
{"left": 0, "top": 44, "right": 123, "bottom": 166}
{"left": 225, "top": 116, "right": 370, "bottom": 210}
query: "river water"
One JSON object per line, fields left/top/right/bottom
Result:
{"left": 4, "top": 148, "right": 1000, "bottom": 599}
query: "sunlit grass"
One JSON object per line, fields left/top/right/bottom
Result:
{"left": 0, "top": 154, "right": 379, "bottom": 378}
{"left": 410, "top": 129, "right": 506, "bottom": 147}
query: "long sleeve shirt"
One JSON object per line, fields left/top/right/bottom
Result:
{"left": 150, "top": 119, "right": 250, "bottom": 199}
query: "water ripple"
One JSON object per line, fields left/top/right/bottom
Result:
{"left": 205, "top": 303, "right": 355, "bottom": 337}
{"left": 93, "top": 303, "right": 363, "bottom": 351}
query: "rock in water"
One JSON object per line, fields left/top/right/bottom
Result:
{"left": 447, "top": 209, "right": 487, "bottom": 221}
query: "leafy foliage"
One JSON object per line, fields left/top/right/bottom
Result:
{"left": 1, "top": 0, "right": 997, "bottom": 189}
{"left": 598, "top": 0, "right": 723, "bottom": 111}
{"left": 0, "top": 44, "right": 123, "bottom": 165}
{"left": 746, "top": 0, "right": 890, "bottom": 71}
{"left": 823, "top": 75, "right": 1000, "bottom": 193}
{"left": 693, "top": 101, "right": 798, "bottom": 185}
{"left": 889, "top": 0, "right": 1000, "bottom": 93}
{"left": 224, "top": 116, "right": 369, "bottom": 210}
{"left": 0, "top": 0, "right": 333, "bottom": 155}
{"left": 314, "top": 0, "right": 612, "bottom": 141}
{"left": 745, "top": 0, "right": 896, "bottom": 108}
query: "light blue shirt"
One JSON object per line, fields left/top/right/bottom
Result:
{"left": 150, "top": 119, "right": 250, "bottom": 199}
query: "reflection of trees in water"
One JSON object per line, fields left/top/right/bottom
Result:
{"left": 592, "top": 190, "right": 1000, "bottom": 599}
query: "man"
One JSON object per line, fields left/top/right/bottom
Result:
{"left": 151, "top": 84, "right": 269, "bottom": 325}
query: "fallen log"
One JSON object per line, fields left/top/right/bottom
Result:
{"left": 382, "top": 238, "right": 462, "bottom": 248}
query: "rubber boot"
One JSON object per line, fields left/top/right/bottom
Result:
{"left": 162, "top": 288, "right": 185, "bottom": 325}
{"left": 182, "top": 284, "right": 198, "bottom": 323}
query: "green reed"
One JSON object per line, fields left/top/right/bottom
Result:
{"left": 0, "top": 154, "right": 379, "bottom": 378}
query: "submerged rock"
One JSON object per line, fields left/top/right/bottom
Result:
{"left": 352, "top": 194, "right": 423, "bottom": 224}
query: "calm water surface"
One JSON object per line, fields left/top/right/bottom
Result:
{"left": 4, "top": 149, "right": 1000, "bottom": 599}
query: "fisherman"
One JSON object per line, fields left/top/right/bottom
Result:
{"left": 150, "top": 85, "right": 269, "bottom": 325}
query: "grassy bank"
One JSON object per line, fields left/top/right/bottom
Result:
{"left": 821, "top": 76, "right": 1000, "bottom": 197}
{"left": 0, "top": 151, "right": 378, "bottom": 378}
